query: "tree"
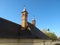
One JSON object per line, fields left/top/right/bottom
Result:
{"left": 58, "top": 37, "right": 60, "bottom": 41}
{"left": 42, "top": 29, "right": 57, "bottom": 39}
{"left": 45, "top": 32, "right": 57, "bottom": 39}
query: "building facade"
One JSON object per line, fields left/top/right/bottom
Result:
{"left": 0, "top": 6, "right": 52, "bottom": 45}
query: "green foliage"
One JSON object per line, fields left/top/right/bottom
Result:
{"left": 45, "top": 32, "right": 57, "bottom": 39}
{"left": 42, "top": 29, "right": 57, "bottom": 39}
{"left": 58, "top": 37, "right": 60, "bottom": 41}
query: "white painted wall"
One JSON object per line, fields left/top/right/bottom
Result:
{"left": 0, "top": 39, "right": 52, "bottom": 45}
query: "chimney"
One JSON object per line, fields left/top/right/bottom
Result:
{"left": 21, "top": 6, "right": 28, "bottom": 29}
{"left": 32, "top": 18, "right": 36, "bottom": 26}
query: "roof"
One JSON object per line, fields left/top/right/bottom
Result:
{"left": 0, "top": 17, "right": 51, "bottom": 39}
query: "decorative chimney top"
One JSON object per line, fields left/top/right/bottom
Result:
{"left": 22, "top": 5, "right": 28, "bottom": 14}
{"left": 32, "top": 17, "right": 36, "bottom": 26}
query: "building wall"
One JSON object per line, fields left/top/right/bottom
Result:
{"left": 0, "top": 39, "right": 52, "bottom": 45}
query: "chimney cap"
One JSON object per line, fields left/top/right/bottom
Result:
{"left": 32, "top": 17, "right": 35, "bottom": 21}
{"left": 22, "top": 5, "right": 28, "bottom": 13}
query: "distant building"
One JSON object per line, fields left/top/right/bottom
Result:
{"left": 0, "top": 6, "right": 52, "bottom": 45}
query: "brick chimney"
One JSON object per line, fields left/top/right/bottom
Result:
{"left": 21, "top": 6, "right": 28, "bottom": 29}
{"left": 32, "top": 18, "right": 36, "bottom": 26}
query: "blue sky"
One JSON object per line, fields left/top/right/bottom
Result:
{"left": 0, "top": 0, "right": 60, "bottom": 37}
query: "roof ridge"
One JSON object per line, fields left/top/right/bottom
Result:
{"left": 0, "top": 17, "right": 20, "bottom": 25}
